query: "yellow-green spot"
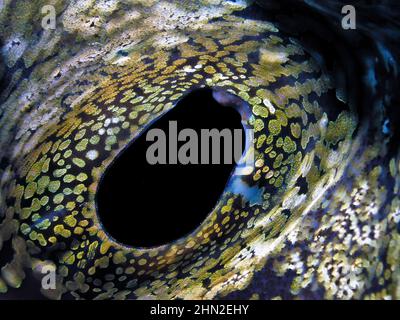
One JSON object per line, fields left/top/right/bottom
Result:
{"left": 64, "top": 215, "right": 77, "bottom": 228}
{"left": 24, "top": 182, "right": 37, "bottom": 199}
{"left": 63, "top": 174, "right": 75, "bottom": 183}
{"left": 283, "top": 136, "right": 296, "bottom": 153}
{"left": 253, "top": 105, "right": 269, "bottom": 118}
{"left": 72, "top": 158, "right": 86, "bottom": 168}
{"left": 76, "top": 138, "right": 88, "bottom": 152}
{"left": 268, "top": 120, "right": 281, "bottom": 135}
{"left": 48, "top": 180, "right": 61, "bottom": 193}
{"left": 59, "top": 139, "right": 71, "bottom": 151}
{"left": 76, "top": 173, "right": 88, "bottom": 182}
{"left": 31, "top": 198, "right": 41, "bottom": 211}
{"left": 113, "top": 251, "right": 127, "bottom": 264}
{"left": 254, "top": 118, "right": 264, "bottom": 133}
{"left": 53, "top": 193, "right": 64, "bottom": 204}
{"left": 54, "top": 168, "right": 67, "bottom": 178}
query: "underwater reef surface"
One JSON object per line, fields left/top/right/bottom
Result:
{"left": 0, "top": 0, "right": 399, "bottom": 299}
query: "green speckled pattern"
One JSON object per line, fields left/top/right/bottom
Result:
{"left": 0, "top": 0, "right": 398, "bottom": 300}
